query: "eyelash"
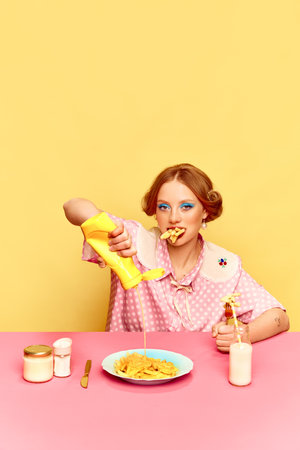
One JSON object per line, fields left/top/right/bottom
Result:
{"left": 180, "top": 203, "right": 194, "bottom": 210}
{"left": 157, "top": 203, "right": 171, "bottom": 210}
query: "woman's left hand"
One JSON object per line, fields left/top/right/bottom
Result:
{"left": 212, "top": 322, "right": 247, "bottom": 353}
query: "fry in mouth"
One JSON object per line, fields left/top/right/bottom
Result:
{"left": 160, "top": 227, "right": 185, "bottom": 243}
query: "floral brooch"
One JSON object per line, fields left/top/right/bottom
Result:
{"left": 218, "top": 257, "right": 227, "bottom": 267}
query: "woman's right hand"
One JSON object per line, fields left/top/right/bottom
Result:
{"left": 97, "top": 222, "right": 136, "bottom": 268}
{"left": 108, "top": 221, "right": 137, "bottom": 258}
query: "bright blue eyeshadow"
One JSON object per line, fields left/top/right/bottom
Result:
{"left": 158, "top": 203, "right": 171, "bottom": 209}
{"left": 180, "top": 203, "right": 195, "bottom": 208}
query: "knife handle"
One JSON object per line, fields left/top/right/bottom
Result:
{"left": 84, "top": 359, "right": 92, "bottom": 375}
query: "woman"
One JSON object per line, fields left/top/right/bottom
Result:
{"left": 63, "top": 163, "right": 289, "bottom": 352}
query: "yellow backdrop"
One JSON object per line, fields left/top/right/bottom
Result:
{"left": 1, "top": 1, "right": 299, "bottom": 331}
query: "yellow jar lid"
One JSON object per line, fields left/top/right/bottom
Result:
{"left": 24, "top": 345, "right": 53, "bottom": 357}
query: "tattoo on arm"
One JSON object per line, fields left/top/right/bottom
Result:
{"left": 274, "top": 316, "right": 281, "bottom": 327}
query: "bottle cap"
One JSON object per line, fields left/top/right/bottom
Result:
{"left": 53, "top": 338, "right": 72, "bottom": 356}
{"left": 24, "top": 345, "right": 53, "bottom": 357}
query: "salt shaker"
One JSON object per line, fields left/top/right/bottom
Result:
{"left": 53, "top": 338, "right": 72, "bottom": 377}
{"left": 229, "top": 325, "right": 252, "bottom": 386}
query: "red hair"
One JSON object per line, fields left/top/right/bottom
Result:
{"left": 142, "top": 163, "right": 223, "bottom": 222}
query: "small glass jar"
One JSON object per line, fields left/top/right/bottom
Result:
{"left": 229, "top": 325, "right": 252, "bottom": 386}
{"left": 23, "top": 345, "right": 53, "bottom": 383}
{"left": 53, "top": 338, "right": 72, "bottom": 377}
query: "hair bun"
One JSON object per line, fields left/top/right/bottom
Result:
{"left": 207, "top": 190, "right": 219, "bottom": 201}
{"left": 205, "top": 190, "right": 223, "bottom": 222}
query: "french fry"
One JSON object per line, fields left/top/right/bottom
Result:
{"left": 114, "top": 352, "right": 178, "bottom": 379}
{"left": 160, "top": 228, "right": 185, "bottom": 243}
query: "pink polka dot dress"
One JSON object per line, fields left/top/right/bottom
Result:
{"left": 82, "top": 213, "right": 285, "bottom": 332}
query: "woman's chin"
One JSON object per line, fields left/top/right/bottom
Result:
{"left": 168, "top": 235, "right": 185, "bottom": 246}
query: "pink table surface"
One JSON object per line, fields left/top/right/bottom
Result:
{"left": 0, "top": 331, "right": 299, "bottom": 450}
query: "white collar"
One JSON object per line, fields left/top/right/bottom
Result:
{"left": 136, "top": 225, "right": 240, "bottom": 282}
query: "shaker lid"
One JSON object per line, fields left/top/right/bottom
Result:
{"left": 53, "top": 337, "right": 72, "bottom": 355}
{"left": 24, "top": 345, "right": 53, "bottom": 357}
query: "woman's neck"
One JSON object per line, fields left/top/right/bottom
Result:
{"left": 167, "top": 237, "right": 202, "bottom": 282}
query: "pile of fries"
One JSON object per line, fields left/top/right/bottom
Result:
{"left": 114, "top": 352, "right": 178, "bottom": 379}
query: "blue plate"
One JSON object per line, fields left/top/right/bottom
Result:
{"left": 102, "top": 348, "right": 193, "bottom": 385}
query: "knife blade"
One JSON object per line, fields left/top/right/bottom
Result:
{"left": 80, "top": 360, "right": 92, "bottom": 388}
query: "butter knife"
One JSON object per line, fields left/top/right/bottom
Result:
{"left": 80, "top": 360, "right": 92, "bottom": 388}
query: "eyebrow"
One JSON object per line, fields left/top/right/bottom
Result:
{"left": 157, "top": 199, "right": 196, "bottom": 203}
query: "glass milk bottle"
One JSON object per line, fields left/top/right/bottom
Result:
{"left": 229, "top": 326, "right": 252, "bottom": 386}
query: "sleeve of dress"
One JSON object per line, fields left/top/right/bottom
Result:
{"left": 81, "top": 212, "right": 140, "bottom": 264}
{"left": 235, "top": 269, "right": 286, "bottom": 323}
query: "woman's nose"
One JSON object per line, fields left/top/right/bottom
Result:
{"left": 169, "top": 208, "right": 181, "bottom": 223}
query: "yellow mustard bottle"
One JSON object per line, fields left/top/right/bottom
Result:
{"left": 81, "top": 212, "right": 165, "bottom": 290}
